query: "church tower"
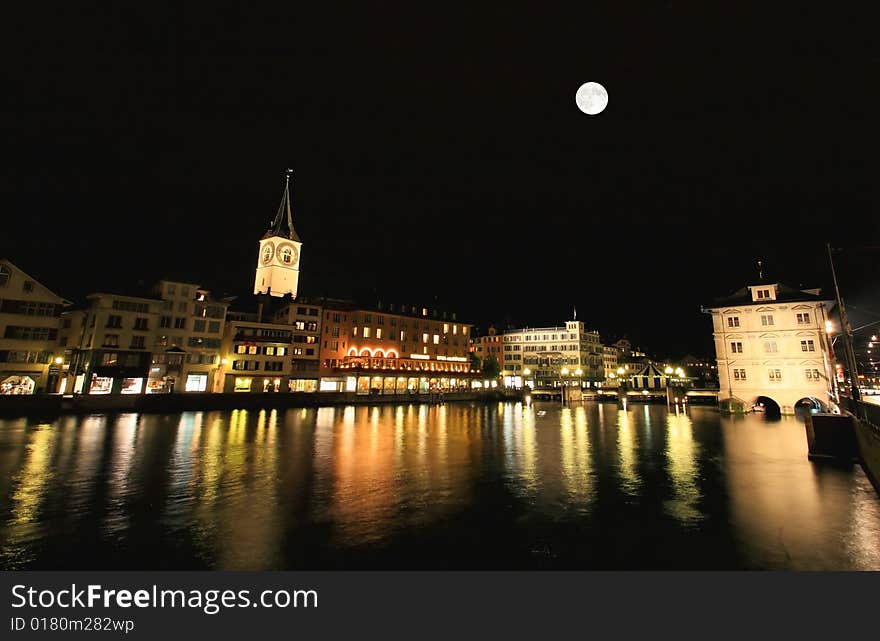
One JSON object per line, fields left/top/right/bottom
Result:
{"left": 254, "top": 169, "right": 302, "bottom": 298}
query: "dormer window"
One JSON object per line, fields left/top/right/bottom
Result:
{"left": 752, "top": 286, "right": 775, "bottom": 301}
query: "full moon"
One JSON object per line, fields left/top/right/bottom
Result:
{"left": 575, "top": 82, "right": 608, "bottom": 115}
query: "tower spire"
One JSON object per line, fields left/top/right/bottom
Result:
{"left": 264, "top": 168, "right": 301, "bottom": 241}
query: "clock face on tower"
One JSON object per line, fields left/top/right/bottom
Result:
{"left": 276, "top": 242, "right": 299, "bottom": 267}
{"left": 260, "top": 242, "right": 275, "bottom": 265}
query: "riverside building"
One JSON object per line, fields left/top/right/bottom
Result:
{"left": 706, "top": 281, "right": 837, "bottom": 414}
{"left": 146, "top": 280, "right": 230, "bottom": 394}
{"left": 317, "top": 302, "right": 476, "bottom": 393}
{"left": 0, "top": 259, "right": 68, "bottom": 394}
{"left": 501, "top": 320, "right": 604, "bottom": 390}
{"left": 61, "top": 292, "right": 163, "bottom": 395}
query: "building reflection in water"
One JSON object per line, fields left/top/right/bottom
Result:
{"left": 558, "top": 407, "right": 593, "bottom": 509}
{"left": 616, "top": 407, "right": 641, "bottom": 497}
{"left": 720, "top": 415, "right": 880, "bottom": 569}
{"left": 1, "top": 403, "right": 879, "bottom": 570}
{"left": 663, "top": 410, "right": 703, "bottom": 526}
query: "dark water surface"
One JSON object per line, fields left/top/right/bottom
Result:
{"left": 1, "top": 402, "right": 878, "bottom": 570}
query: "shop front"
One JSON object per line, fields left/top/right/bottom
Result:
{"left": 0, "top": 373, "right": 39, "bottom": 395}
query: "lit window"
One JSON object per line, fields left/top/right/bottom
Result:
{"left": 433, "top": 334, "right": 439, "bottom": 344}
{"left": 376, "top": 328, "right": 382, "bottom": 339}
{"left": 364, "top": 327, "right": 371, "bottom": 338}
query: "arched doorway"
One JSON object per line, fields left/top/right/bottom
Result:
{"left": 752, "top": 396, "right": 781, "bottom": 418}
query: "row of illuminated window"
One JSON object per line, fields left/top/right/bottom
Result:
{"left": 731, "top": 368, "right": 822, "bottom": 382}
{"left": 111, "top": 300, "right": 151, "bottom": 313}
{"left": 233, "top": 377, "right": 319, "bottom": 393}
{"left": 0, "top": 350, "right": 53, "bottom": 363}
{"left": 0, "top": 299, "right": 60, "bottom": 317}
{"left": 160, "top": 316, "right": 188, "bottom": 329}
{"left": 106, "top": 315, "right": 151, "bottom": 330}
{"left": 351, "top": 327, "right": 456, "bottom": 345}
{"left": 161, "top": 300, "right": 191, "bottom": 313}
{"left": 96, "top": 353, "right": 145, "bottom": 367}
{"left": 521, "top": 344, "right": 587, "bottom": 352}
{"left": 235, "top": 345, "right": 289, "bottom": 356}
{"left": 729, "top": 339, "right": 816, "bottom": 354}
{"left": 294, "top": 321, "right": 319, "bottom": 331}
{"left": 232, "top": 360, "right": 286, "bottom": 372}
{"left": 235, "top": 327, "right": 293, "bottom": 340}
{"left": 510, "top": 333, "right": 592, "bottom": 342}
{"left": 726, "top": 312, "right": 815, "bottom": 328}
{"left": 153, "top": 353, "right": 218, "bottom": 365}
{"left": 3, "top": 326, "right": 58, "bottom": 341}
{"left": 100, "top": 335, "right": 147, "bottom": 349}
{"left": 522, "top": 357, "right": 583, "bottom": 366}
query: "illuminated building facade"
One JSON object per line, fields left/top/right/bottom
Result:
{"left": 146, "top": 280, "right": 230, "bottom": 393}
{"left": 218, "top": 314, "right": 298, "bottom": 393}
{"left": 0, "top": 259, "right": 68, "bottom": 395}
{"left": 317, "top": 303, "right": 476, "bottom": 393}
{"left": 501, "top": 320, "right": 604, "bottom": 389}
{"left": 602, "top": 346, "right": 618, "bottom": 382}
{"left": 706, "top": 282, "right": 836, "bottom": 414}
{"left": 271, "top": 299, "right": 322, "bottom": 391}
{"left": 471, "top": 327, "right": 504, "bottom": 367}
{"left": 62, "top": 293, "right": 163, "bottom": 395}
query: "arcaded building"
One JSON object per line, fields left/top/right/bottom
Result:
{"left": 317, "top": 303, "right": 476, "bottom": 393}
{"left": 706, "top": 281, "right": 837, "bottom": 414}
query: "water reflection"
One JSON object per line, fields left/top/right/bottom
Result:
{"left": 0, "top": 403, "right": 878, "bottom": 570}
{"left": 663, "top": 411, "right": 702, "bottom": 526}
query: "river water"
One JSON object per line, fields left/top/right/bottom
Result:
{"left": 1, "top": 402, "right": 878, "bottom": 570}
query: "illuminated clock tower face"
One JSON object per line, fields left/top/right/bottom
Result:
{"left": 276, "top": 242, "right": 299, "bottom": 267}
{"left": 260, "top": 242, "right": 275, "bottom": 265}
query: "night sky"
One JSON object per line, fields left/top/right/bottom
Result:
{"left": 3, "top": 4, "right": 877, "bottom": 357}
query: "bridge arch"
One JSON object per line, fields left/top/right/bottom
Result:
{"left": 794, "top": 396, "right": 828, "bottom": 414}
{"left": 752, "top": 395, "right": 781, "bottom": 418}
